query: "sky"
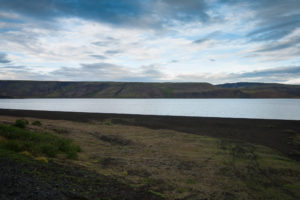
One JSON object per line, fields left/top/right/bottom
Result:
{"left": 0, "top": 0, "right": 299, "bottom": 84}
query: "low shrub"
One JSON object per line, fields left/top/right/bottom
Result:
{"left": 14, "top": 119, "right": 29, "bottom": 129}
{"left": 66, "top": 151, "right": 79, "bottom": 160}
{"left": 32, "top": 121, "right": 42, "bottom": 126}
{"left": 100, "top": 135, "right": 131, "bottom": 145}
{"left": 1, "top": 140, "right": 23, "bottom": 152}
{"left": 40, "top": 144, "right": 58, "bottom": 157}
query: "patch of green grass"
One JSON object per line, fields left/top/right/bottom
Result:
{"left": 66, "top": 150, "right": 79, "bottom": 160}
{"left": 14, "top": 119, "right": 29, "bottom": 128}
{"left": 148, "top": 190, "right": 167, "bottom": 199}
{"left": 53, "top": 128, "right": 69, "bottom": 134}
{"left": 186, "top": 178, "right": 196, "bottom": 185}
{"left": 32, "top": 120, "right": 42, "bottom": 126}
{"left": 218, "top": 139, "right": 300, "bottom": 200}
{"left": 0, "top": 123, "right": 81, "bottom": 159}
{"left": 160, "top": 87, "right": 174, "bottom": 98}
{"left": 284, "top": 184, "right": 300, "bottom": 197}
{"left": 102, "top": 119, "right": 113, "bottom": 126}
{"left": 0, "top": 148, "right": 34, "bottom": 163}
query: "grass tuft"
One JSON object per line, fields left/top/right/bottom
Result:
{"left": 0, "top": 123, "right": 81, "bottom": 159}
{"left": 32, "top": 120, "right": 42, "bottom": 126}
{"left": 14, "top": 119, "right": 29, "bottom": 128}
{"left": 148, "top": 190, "right": 167, "bottom": 199}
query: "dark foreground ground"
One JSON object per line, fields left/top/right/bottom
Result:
{"left": 0, "top": 109, "right": 300, "bottom": 199}
{"left": 0, "top": 156, "right": 160, "bottom": 200}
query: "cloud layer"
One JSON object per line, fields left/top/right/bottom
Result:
{"left": 0, "top": 0, "right": 299, "bottom": 83}
{"left": 1, "top": 62, "right": 299, "bottom": 84}
{"left": 0, "top": 53, "right": 10, "bottom": 63}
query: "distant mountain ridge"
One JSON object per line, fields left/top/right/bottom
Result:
{"left": 0, "top": 81, "right": 299, "bottom": 98}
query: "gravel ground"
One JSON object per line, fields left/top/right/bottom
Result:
{"left": 0, "top": 157, "right": 163, "bottom": 200}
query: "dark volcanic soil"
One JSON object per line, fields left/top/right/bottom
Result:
{"left": 0, "top": 157, "right": 162, "bottom": 200}
{"left": 1, "top": 109, "right": 300, "bottom": 160}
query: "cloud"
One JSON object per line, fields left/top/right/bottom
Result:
{"left": 48, "top": 63, "right": 165, "bottom": 82}
{"left": 244, "top": 0, "right": 300, "bottom": 41}
{"left": 1, "top": 60, "right": 299, "bottom": 84}
{"left": 238, "top": 66, "right": 300, "bottom": 79}
{"left": 0, "top": 0, "right": 211, "bottom": 29}
{"left": 193, "top": 31, "right": 221, "bottom": 44}
{"left": 248, "top": 19, "right": 300, "bottom": 42}
{"left": 0, "top": 53, "right": 10, "bottom": 63}
{"left": 92, "top": 37, "right": 119, "bottom": 47}
{"left": 1, "top": 1, "right": 299, "bottom": 40}
{"left": 153, "top": 0, "right": 209, "bottom": 23}
{"left": 138, "top": 64, "right": 166, "bottom": 80}
{"left": 0, "top": 65, "right": 50, "bottom": 80}
{"left": 255, "top": 36, "right": 300, "bottom": 53}
{"left": 245, "top": 28, "right": 300, "bottom": 61}
{"left": 0, "top": 0, "right": 299, "bottom": 84}
{"left": 90, "top": 55, "right": 107, "bottom": 60}
{"left": 174, "top": 66, "right": 300, "bottom": 84}
{"left": 0, "top": 0, "right": 142, "bottom": 21}
{"left": 105, "top": 50, "right": 122, "bottom": 55}
{"left": 49, "top": 63, "right": 124, "bottom": 81}
{"left": 0, "top": 65, "right": 27, "bottom": 69}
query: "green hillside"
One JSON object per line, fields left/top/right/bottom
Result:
{"left": 0, "top": 81, "right": 299, "bottom": 98}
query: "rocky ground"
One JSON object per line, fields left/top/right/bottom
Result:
{"left": 0, "top": 156, "right": 162, "bottom": 200}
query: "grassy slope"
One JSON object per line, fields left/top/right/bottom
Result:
{"left": 218, "top": 82, "right": 300, "bottom": 98}
{"left": 0, "top": 121, "right": 163, "bottom": 200}
{"left": 1, "top": 115, "right": 299, "bottom": 200}
{"left": 0, "top": 123, "right": 81, "bottom": 159}
{"left": 64, "top": 122, "right": 300, "bottom": 200}
{"left": 1, "top": 80, "right": 299, "bottom": 98}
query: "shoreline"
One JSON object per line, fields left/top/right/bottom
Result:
{"left": 0, "top": 108, "right": 300, "bottom": 122}
{"left": 1, "top": 108, "right": 300, "bottom": 161}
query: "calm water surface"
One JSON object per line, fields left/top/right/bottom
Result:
{"left": 0, "top": 99, "right": 299, "bottom": 120}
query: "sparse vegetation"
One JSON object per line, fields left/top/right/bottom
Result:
{"left": 0, "top": 123, "right": 81, "bottom": 159}
{"left": 14, "top": 119, "right": 29, "bottom": 128}
{"left": 149, "top": 190, "right": 167, "bottom": 199}
{"left": 99, "top": 134, "right": 132, "bottom": 145}
{"left": 102, "top": 119, "right": 113, "bottom": 125}
{"left": 218, "top": 140, "right": 300, "bottom": 199}
{"left": 0, "top": 114, "right": 299, "bottom": 199}
{"left": 64, "top": 120, "right": 299, "bottom": 199}
{"left": 32, "top": 120, "right": 42, "bottom": 126}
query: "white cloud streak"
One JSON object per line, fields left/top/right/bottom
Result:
{"left": 0, "top": 1, "right": 299, "bottom": 83}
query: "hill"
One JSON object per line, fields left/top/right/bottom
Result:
{"left": 0, "top": 80, "right": 299, "bottom": 98}
{"left": 218, "top": 82, "right": 300, "bottom": 98}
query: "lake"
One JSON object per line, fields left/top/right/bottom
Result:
{"left": 0, "top": 98, "right": 299, "bottom": 120}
